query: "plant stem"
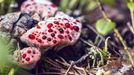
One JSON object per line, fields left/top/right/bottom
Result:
{"left": 97, "top": 0, "right": 108, "bottom": 20}
{"left": 114, "top": 29, "right": 134, "bottom": 67}
{"left": 97, "top": 0, "right": 134, "bottom": 67}
{"left": 129, "top": 0, "right": 134, "bottom": 31}
{"left": 130, "top": 7, "right": 134, "bottom": 30}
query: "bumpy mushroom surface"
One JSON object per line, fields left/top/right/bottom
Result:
{"left": 0, "top": 12, "right": 38, "bottom": 37}
{"left": 20, "top": 12, "right": 82, "bottom": 51}
{"left": 21, "top": 0, "right": 58, "bottom": 20}
{"left": 13, "top": 13, "right": 38, "bottom": 37}
{"left": 55, "top": 12, "right": 82, "bottom": 45}
{"left": 13, "top": 47, "right": 41, "bottom": 69}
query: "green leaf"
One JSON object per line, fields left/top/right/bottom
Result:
{"left": 127, "top": 2, "right": 134, "bottom": 10}
{"left": 103, "top": 0, "right": 116, "bottom": 6}
{"left": 0, "top": 0, "right": 3, "bottom": 3}
{"left": 96, "top": 19, "right": 116, "bottom": 35}
{"left": 85, "top": 1, "right": 97, "bottom": 11}
{"left": 68, "top": 0, "right": 78, "bottom": 9}
{"left": 8, "top": 68, "right": 15, "bottom": 75}
{"left": 60, "top": 0, "right": 69, "bottom": 11}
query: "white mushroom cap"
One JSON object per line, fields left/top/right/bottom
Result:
{"left": 13, "top": 47, "right": 41, "bottom": 69}
{"left": 21, "top": 0, "right": 58, "bottom": 20}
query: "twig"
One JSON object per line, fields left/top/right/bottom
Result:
{"left": 129, "top": 0, "right": 134, "bottom": 30}
{"left": 38, "top": 72, "right": 64, "bottom": 75}
{"left": 127, "top": 22, "right": 134, "bottom": 35}
{"left": 96, "top": 0, "right": 109, "bottom": 20}
{"left": 74, "top": 54, "right": 89, "bottom": 65}
{"left": 64, "top": 61, "right": 74, "bottom": 75}
{"left": 80, "top": 38, "right": 94, "bottom": 47}
{"left": 130, "top": 9, "right": 134, "bottom": 29}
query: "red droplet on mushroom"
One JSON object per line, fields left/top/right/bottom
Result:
{"left": 60, "top": 23, "right": 63, "bottom": 26}
{"left": 51, "top": 4, "right": 56, "bottom": 8}
{"left": 37, "top": 39, "right": 42, "bottom": 43}
{"left": 51, "top": 33, "right": 55, "bottom": 37}
{"left": 76, "top": 19, "right": 80, "bottom": 23}
{"left": 47, "top": 38, "right": 51, "bottom": 41}
{"left": 22, "top": 54, "right": 27, "bottom": 59}
{"left": 42, "top": 32, "right": 45, "bottom": 34}
{"left": 22, "top": 61, "right": 24, "bottom": 63}
{"left": 33, "top": 50, "right": 36, "bottom": 54}
{"left": 36, "top": 38, "right": 38, "bottom": 40}
{"left": 54, "top": 21, "right": 59, "bottom": 24}
{"left": 48, "top": 29, "right": 53, "bottom": 32}
{"left": 65, "top": 23, "right": 71, "bottom": 28}
{"left": 66, "top": 31, "right": 69, "bottom": 34}
{"left": 72, "top": 26, "right": 79, "bottom": 32}
{"left": 42, "top": 35, "right": 47, "bottom": 40}
{"left": 54, "top": 31, "right": 57, "bottom": 33}
{"left": 63, "top": 18, "right": 68, "bottom": 21}
{"left": 36, "top": 25, "right": 41, "bottom": 29}
{"left": 68, "top": 35, "right": 72, "bottom": 41}
{"left": 28, "top": 34, "right": 35, "bottom": 40}
{"left": 27, "top": 50, "right": 31, "bottom": 54}
{"left": 47, "top": 23, "right": 53, "bottom": 28}
{"left": 25, "top": 4, "right": 31, "bottom": 8}
{"left": 58, "top": 35, "right": 64, "bottom": 39}
{"left": 58, "top": 28, "right": 64, "bottom": 33}
{"left": 26, "top": 57, "right": 30, "bottom": 61}
{"left": 53, "top": 40, "right": 57, "bottom": 44}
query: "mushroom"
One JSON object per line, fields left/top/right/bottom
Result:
{"left": 55, "top": 12, "right": 82, "bottom": 45}
{"left": 20, "top": 12, "right": 82, "bottom": 51}
{"left": 21, "top": 0, "right": 58, "bottom": 20}
{"left": 13, "top": 47, "right": 41, "bottom": 69}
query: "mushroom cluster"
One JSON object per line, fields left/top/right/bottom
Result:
{"left": 13, "top": 47, "right": 41, "bottom": 69}
{"left": 0, "top": 0, "right": 82, "bottom": 69}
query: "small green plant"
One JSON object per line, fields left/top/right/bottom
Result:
{"left": 95, "top": 0, "right": 134, "bottom": 67}
{"left": 82, "top": 37, "right": 110, "bottom": 67}
{"left": 96, "top": 19, "right": 116, "bottom": 36}
{"left": 0, "top": 32, "right": 17, "bottom": 75}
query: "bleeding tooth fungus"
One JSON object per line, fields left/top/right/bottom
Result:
{"left": 21, "top": 0, "right": 58, "bottom": 20}
{"left": 0, "top": 0, "right": 82, "bottom": 69}
{"left": 20, "top": 12, "right": 82, "bottom": 52}
{"left": 13, "top": 47, "right": 41, "bottom": 69}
